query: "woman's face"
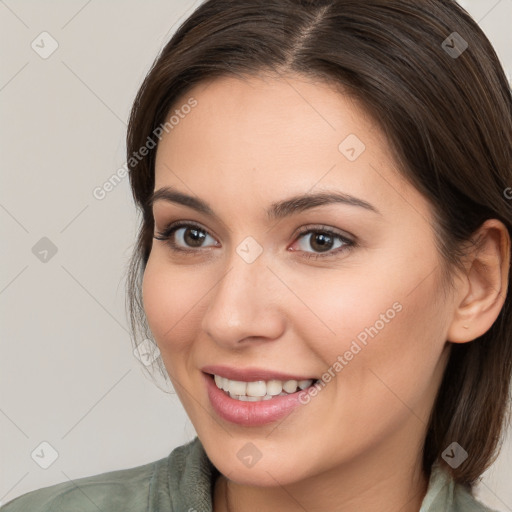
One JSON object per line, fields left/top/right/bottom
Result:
{"left": 143, "top": 74, "right": 454, "bottom": 486}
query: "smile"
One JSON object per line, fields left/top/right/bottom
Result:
{"left": 203, "top": 372, "right": 320, "bottom": 426}
{"left": 213, "top": 374, "right": 315, "bottom": 401}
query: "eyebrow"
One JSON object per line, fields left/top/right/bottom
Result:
{"left": 148, "top": 186, "right": 381, "bottom": 221}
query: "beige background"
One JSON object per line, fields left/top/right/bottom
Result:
{"left": 1, "top": 0, "right": 511, "bottom": 509}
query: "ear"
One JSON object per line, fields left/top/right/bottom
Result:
{"left": 447, "top": 219, "right": 511, "bottom": 343}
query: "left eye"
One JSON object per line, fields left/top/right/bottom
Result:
{"left": 154, "top": 222, "right": 218, "bottom": 251}
{"left": 292, "top": 228, "right": 354, "bottom": 258}
{"left": 154, "top": 222, "right": 354, "bottom": 259}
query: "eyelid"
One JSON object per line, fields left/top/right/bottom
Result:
{"left": 293, "top": 224, "right": 354, "bottom": 241}
{"left": 154, "top": 219, "right": 219, "bottom": 242}
{"left": 290, "top": 225, "right": 355, "bottom": 259}
{"left": 154, "top": 220, "right": 219, "bottom": 249}
{"left": 154, "top": 220, "right": 357, "bottom": 259}
{"left": 154, "top": 219, "right": 354, "bottom": 240}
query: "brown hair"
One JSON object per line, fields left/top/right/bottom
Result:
{"left": 125, "top": 0, "right": 512, "bottom": 488}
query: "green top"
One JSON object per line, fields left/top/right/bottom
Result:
{"left": 0, "top": 437, "right": 498, "bottom": 511}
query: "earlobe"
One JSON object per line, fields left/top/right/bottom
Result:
{"left": 446, "top": 219, "right": 510, "bottom": 344}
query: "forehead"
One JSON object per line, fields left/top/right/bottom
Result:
{"left": 153, "top": 74, "right": 431, "bottom": 223}
{"left": 156, "top": 73, "right": 379, "bottom": 165}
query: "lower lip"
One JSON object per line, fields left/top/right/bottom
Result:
{"left": 203, "top": 372, "right": 315, "bottom": 426}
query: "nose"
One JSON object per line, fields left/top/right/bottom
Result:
{"left": 201, "top": 246, "right": 286, "bottom": 348}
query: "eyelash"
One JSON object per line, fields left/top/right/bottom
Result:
{"left": 153, "top": 221, "right": 356, "bottom": 260}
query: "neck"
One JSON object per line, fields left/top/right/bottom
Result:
{"left": 213, "top": 435, "right": 429, "bottom": 512}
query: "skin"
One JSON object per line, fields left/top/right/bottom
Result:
{"left": 142, "top": 73, "right": 510, "bottom": 512}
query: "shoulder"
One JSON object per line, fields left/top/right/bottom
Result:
{"left": 0, "top": 437, "right": 216, "bottom": 512}
{"left": 420, "top": 462, "right": 501, "bottom": 512}
{"left": 452, "top": 484, "right": 501, "bottom": 512}
{"left": 0, "top": 454, "right": 166, "bottom": 512}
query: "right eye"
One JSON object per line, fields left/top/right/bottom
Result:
{"left": 154, "top": 221, "right": 220, "bottom": 253}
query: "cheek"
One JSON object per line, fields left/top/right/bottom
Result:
{"left": 293, "top": 254, "right": 448, "bottom": 399}
{"left": 141, "top": 256, "right": 204, "bottom": 355}
{"left": 283, "top": 265, "right": 406, "bottom": 360}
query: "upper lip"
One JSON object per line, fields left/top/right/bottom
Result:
{"left": 201, "top": 364, "right": 317, "bottom": 382}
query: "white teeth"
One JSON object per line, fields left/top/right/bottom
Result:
{"left": 228, "top": 380, "right": 247, "bottom": 396}
{"left": 246, "top": 381, "right": 267, "bottom": 397}
{"left": 214, "top": 374, "right": 223, "bottom": 389}
{"left": 236, "top": 394, "right": 259, "bottom": 401}
{"left": 283, "top": 379, "right": 298, "bottom": 393}
{"left": 266, "top": 380, "right": 283, "bottom": 396}
{"left": 213, "top": 374, "right": 315, "bottom": 401}
{"left": 298, "top": 380, "right": 312, "bottom": 390}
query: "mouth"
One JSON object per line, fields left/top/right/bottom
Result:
{"left": 205, "top": 372, "right": 320, "bottom": 402}
{"left": 203, "top": 371, "right": 320, "bottom": 426}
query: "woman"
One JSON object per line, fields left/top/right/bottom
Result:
{"left": 3, "top": 0, "right": 511, "bottom": 511}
